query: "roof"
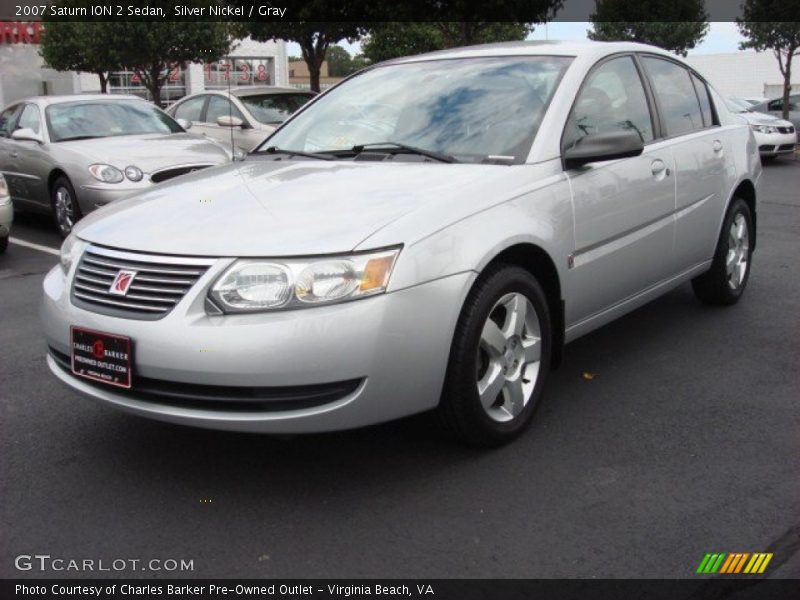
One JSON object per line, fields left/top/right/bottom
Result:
{"left": 389, "top": 40, "right": 675, "bottom": 64}
{"left": 229, "top": 86, "right": 313, "bottom": 97}
{"left": 27, "top": 94, "right": 142, "bottom": 106}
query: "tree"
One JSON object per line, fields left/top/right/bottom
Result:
{"left": 246, "top": 23, "right": 363, "bottom": 91}
{"left": 40, "top": 15, "right": 121, "bottom": 92}
{"left": 589, "top": 0, "right": 709, "bottom": 57}
{"left": 737, "top": 1, "right": 800, "bottom": 120}
{"left": 362, "top": 22, "right": 533, "bottom": 63}
{"left": 112, "top": 18, "right": 235, "bottom": 107}
{"left": 325, "top": 45, "right": 357, "bottom": 77}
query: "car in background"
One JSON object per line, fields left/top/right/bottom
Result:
{"left": 167, "top": 87, "right": 316, "bottom": 152}
{"left": 43, "top": 41, "right": 760, "bottom": 446}
{"left": 750, "top": 94, "right": 800, "bottom": 131}
{"left": 0, "top": 173, "right": 11, "bottom": 253}
{"left": 0, "top": 95, "right": 234, "bottom": 237}
{"left": 726, "top": 97, "right": 797, "bottom": 159}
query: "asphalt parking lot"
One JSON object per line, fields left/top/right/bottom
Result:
{"left": 1, "top": 160, "right": 799, "bottom": 580}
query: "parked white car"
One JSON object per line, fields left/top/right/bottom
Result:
{"left": 167, "top": 87, "right": 315, "bottom": 152}
{"left": 726, "top": 97, "right": 797, "bottom": 159}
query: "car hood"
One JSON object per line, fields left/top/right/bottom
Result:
{"left": 737, "top": 111, "right": 793, "bottom": 127}
{"left": 74, "top": 159, "right": 517, "bottom": 257}
{"left": 58, "top": 133, "right": 231, "bottom": 173}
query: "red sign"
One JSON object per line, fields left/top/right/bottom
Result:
{"left": 0, "top": 22, "right": 43, "bottom": 44}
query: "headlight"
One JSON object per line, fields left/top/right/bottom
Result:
{"left": 124, "top": 166, "right": 143, "bottom": 182}
{"left": 60, "top": 232, "right": 80, "bottom": 274}
{"left": 208, "top": 247, "right": 401, "bottom": 314}
{"left": 0, "top": 173, "right": 10, "bottom": 206}
{"left": 88, "top": 164, "right": 124, "bottom": 183}
{"left": 751, "top": 124, "right": 777, "bottom": 134}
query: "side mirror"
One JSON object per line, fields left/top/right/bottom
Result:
{"left": 175, "top": 118, "right": 192, "bottom": 130}
{"left": 217, "top": 115, "right": 244, "bottom": 128}
{"left": 11, "top": 128, "right": 43, "bottom": 144}
{"left": 563, "top": 130, "right": 644, "bottom": 169}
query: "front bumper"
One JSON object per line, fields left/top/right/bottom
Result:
{"left": 41, "top": 262, "right": 473, "bottom": 433}
{"left": 78, "top": 185, "right": 145, "bottom": 212}
{"left": 754, "top": 131, "right": 797, "bottom": 156}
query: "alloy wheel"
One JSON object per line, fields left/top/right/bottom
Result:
{"left": 476, "top": 292, "right": 542, "bottom": 423}
{"left": 54, "top": 186, "right": 74, "bottom": 236}
{"left": 726, "top": 213, "right": 749, "bottom": 290}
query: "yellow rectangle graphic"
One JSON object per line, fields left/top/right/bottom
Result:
{"left": 758, "top": 553, "right": 773, "bottom": 574}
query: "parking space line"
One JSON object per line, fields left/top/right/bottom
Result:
{"left": 9, "top": 237, "right": 60, "bottom": 256}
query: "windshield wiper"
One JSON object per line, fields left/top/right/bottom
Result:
{"left": 350, "top": 142, "right": 458, "bottom": 164}
{"left": 255, "top": 145, "right": 333, "bottom": 161}
{"left": 57, "top": 135, "right": 102, "bottom": 142}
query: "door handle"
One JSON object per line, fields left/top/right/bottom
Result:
{"left": 712, "top": 139, "right": 723, "bottom": 153}
{"left": 651, "top": 159, "right": 666, "bottom": 175}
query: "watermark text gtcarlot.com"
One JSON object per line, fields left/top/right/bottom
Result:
{"left": 15, "top": 554, "right": 194, "bottom": 572}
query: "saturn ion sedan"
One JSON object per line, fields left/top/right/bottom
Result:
{"left": 0, "top": 95, "right": 234, "bottom": 237}
{"left": 42, "top": 41, "right": 761, "bottom": 446}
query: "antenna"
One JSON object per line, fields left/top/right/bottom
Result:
{"left": 228, "top": 57, "right": 234, "bottom": 162}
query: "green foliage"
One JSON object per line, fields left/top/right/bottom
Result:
{"left": 737, "top": 0, "right": 800, "bottom": 118}
{"left": 42, "top": 0, "right": 233, "bottom": 105}
{"left": 588, "top": 0, "right": 708, "bottom": 56}
{"left": 362, "top": 22, "right": 532, "bottom": 63}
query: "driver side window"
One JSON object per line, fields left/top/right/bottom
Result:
{"left": 564, "top": 56, "right": 654, "bottom": 151}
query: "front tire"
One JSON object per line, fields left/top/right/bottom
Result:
{"left": 51, "top": 176, "right": 82, "bottom": 238}
{"left": 691, "top": 197, "right": 753, "bottom": 305}
{"left": 0, "top": 235, "right": 7, "bottom": 254}
{"left": 438, "top": 265, "right": 552, "bottom": 447}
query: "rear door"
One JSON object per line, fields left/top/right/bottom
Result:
{"left": 640, "top": 55, "right": 729, "bottom": 270}
{"left": 564, "top": 54, "right": 676, "bottom": 322}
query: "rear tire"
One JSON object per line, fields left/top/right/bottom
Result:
{"left": 0, "top": 235, "right": 7, "bottom": 254}
{"left": 691, "top": 197, "right": 753, "bottom": 305}
{"left": 438, "top": 265, "right": 552, "bottom": 447}
{"left": 51, "top": 176, "right": 81, "bottom": 238}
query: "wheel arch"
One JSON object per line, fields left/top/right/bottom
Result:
{"left": 47, "top": 168, "right": 70, "bottom": 194}
{"left": 479, "top": 242, "right": 565, "bottom": 369}
{"left": 731, "top": 178, "right": 756, "bottom": 250}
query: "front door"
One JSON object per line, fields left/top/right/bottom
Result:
{"left": 564, "top": 55, "right": 676, "bottom": 324}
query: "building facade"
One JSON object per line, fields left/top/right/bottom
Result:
{"left": 0, "top": 21, "right": 289, "bottom": 107}
{"left": 685, "top": 51, "right": 799, "bottom": 100}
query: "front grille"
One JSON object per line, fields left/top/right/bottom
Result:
{"left": 777, "top": 126, "right": 795, "bottom": 134}
{"left": 151, "top": 164, "right": 213, "bottom": 183}
{"left": 71, "top": 246, "right": 214, "bottom": 320}
{"left": 49, "top": 347, "right": 362, "bottom": 412}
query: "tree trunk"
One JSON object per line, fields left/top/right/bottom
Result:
{"left": 782, "top": 50, "right": 793, "bottom": 121}
{"left": 97, "top": 72, "right": 108, "bottom": 93}
{"left": 301, "top": 35, "right": 328, "bottom": 93}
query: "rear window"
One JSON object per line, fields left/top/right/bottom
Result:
{"left": 642, "top": 56, "right": 704, "bottom": 137}
{"left": 238, "top": 93, "right": 314, "bottom": 125}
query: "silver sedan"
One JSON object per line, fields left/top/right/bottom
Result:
{"left": 0, "top": 95, "right": 234, "bottom": 237}
{"left": 42, "top": 42, "right": 761, "bottom": 446}
{"left": 167, "top": 87, "right": 315, "bottom": 152}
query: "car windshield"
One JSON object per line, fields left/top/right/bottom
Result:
{"left": 725, "top": 97, "right": 753, "bottom": 113}
{"left": 239, "top": 93, "right": 314, "bottom": 125}
{"left": 46, "top": 100, "right": 183, "bottom": 142}
{"left": 262, "top": 56, "right": 572, "bottom": 163}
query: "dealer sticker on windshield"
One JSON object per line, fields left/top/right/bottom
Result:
{"left": 71, "top": 327, "right": 132, "bottom": 389}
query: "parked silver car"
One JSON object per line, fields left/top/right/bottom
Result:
{"left": 42, "top": 42, "right": 761, "bottom": 446}
{"left": 167, "top": 87, "right": 315, "bottom": 152}
{"left": 0, "top": 95, "right": 233, "bottom": 237}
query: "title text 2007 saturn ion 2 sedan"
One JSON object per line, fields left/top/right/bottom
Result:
{"left": 42, "top": 42, "right": 761, "bottom": 446}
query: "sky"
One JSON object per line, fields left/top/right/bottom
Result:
{"left": 287, "top": 22, "right": 747, "bottom": 58}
